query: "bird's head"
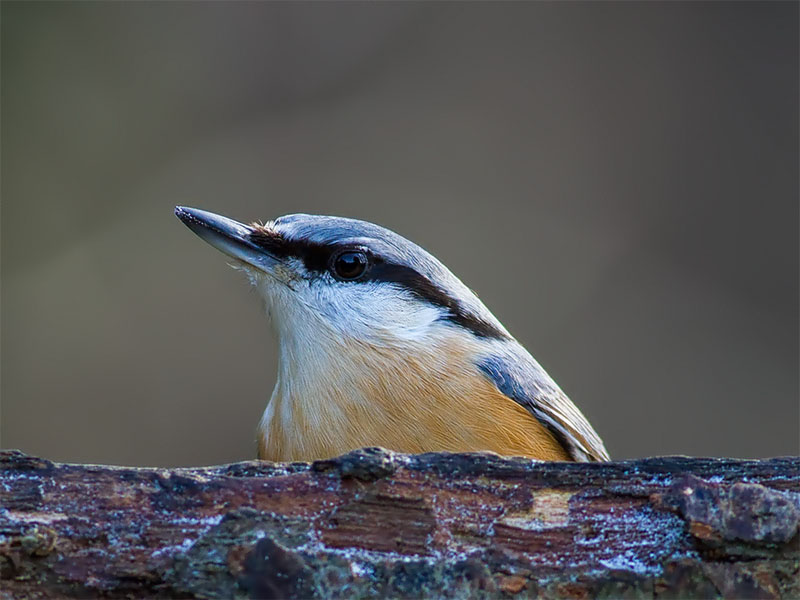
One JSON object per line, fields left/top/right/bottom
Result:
{"left": 175, "top": 207, "right": 510, "bottom": 348}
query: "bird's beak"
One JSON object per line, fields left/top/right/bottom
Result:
{"left": 175, "top": 206, "right": 280, "bottom": 273}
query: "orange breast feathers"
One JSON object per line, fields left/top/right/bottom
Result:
{"left": 257, "top": 329, "right": 571, "bottom": 462}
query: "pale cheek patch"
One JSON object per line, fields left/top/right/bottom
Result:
{"left": 306, "top": 282, "right": 444, "bottom": 343}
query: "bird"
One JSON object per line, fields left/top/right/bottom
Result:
{"left": 175, "top": 206, "right": 609, "bottom": 463}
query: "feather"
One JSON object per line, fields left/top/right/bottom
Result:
{"left": 478, "top": 349, "right": 610, "bottom": 462}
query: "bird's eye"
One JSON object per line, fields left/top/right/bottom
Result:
{"left": 331, "top": 250, "right": 369, "bottom": 281}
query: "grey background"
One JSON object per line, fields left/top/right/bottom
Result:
{"left": 2, "top": 2, "right": 797, "bottom": 467}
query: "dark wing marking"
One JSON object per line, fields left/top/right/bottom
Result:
{"left": 478, "top": 353, "right": 610, "bottom": 462}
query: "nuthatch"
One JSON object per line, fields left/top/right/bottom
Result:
{"left": 175, "top": 206, "right": 609, "bottom": 463}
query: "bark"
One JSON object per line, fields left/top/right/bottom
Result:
{"left": 0, "top": 448, "right": 798, "bottom": 599}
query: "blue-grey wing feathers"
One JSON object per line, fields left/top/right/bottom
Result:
{"left": 478, "top": 350, "right": 610, "bottom": 462}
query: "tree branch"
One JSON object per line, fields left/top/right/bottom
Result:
{"left": 1, "top": 449, "right": 798, "bottom": 598}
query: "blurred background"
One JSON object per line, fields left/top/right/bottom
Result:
{"left": 2, "top": 2, "right": 797, "bottom": 467}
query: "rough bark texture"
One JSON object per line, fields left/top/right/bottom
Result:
{"left": 1, "top": 449, "right": 798, "bottom": 599}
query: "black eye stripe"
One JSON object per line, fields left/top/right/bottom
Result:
{"left": 247, "top": 230, "right": 330, "bottom": 271}
{"left": 246, "top": 229, "right": 508, "bottom": 340}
